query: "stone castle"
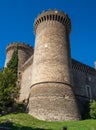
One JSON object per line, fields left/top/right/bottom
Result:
{"left": 5, "top": 10, "right": 96, "bottom": 121}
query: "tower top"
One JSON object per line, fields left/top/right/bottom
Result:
{"left": 6, "top": 42, "right": 33, "bottom": 53}
{"left": 34, "top": 9, "right": 71, "bottom": 34}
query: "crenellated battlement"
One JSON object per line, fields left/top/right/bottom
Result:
{"left": 34, "top": 9, "right": 71, "bottom": 34}
{"left": 6, "top": 42, "right": 33, "bottom": 53}
{"left": 72, "top": 59, "right": 96, "bottom": 76}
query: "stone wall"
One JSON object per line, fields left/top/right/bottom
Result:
{"left": 19, "top": 56, "right": 96, "bottom": 119}
{"left": 32, "top": 21, "right": 71, "bottom": 84}
{"left": 19, "top": 55, "right": 33, "bottom": 102}
{"left": 29, "top": 83, "right": 80, "bottom": 121}
{"left": 72, "top": 59, "right": 96, "bottom": 100}
{"left": 18, "top": 44, "right": 33, "bottom": 71}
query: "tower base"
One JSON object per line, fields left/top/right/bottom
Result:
{"left": 28, "top": 82, "right": 80, "bottom": 121}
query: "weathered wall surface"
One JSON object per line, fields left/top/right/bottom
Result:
{"left": 19, "top": 57, "right": 96, "bottom": 119}
{"left": 17, "top": 44, "right": 33, "bottom": 71}
{"left": 72, "top": 59, "right": 96, "bottom": 100}
{"left": 19, "top": 57, "right": 96, "bottom": 102}
{"left": 32, "top": 21, "right": 71, "bottom": 84}
{"left": 73, "top": 70, "right": 87, "bottom": 97}
{"left": 29, "top": 83, "right": 80, "bottom": 121}
{"left": 19, "top": 55, "right": 33, "bottom": 102}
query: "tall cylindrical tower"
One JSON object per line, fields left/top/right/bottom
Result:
{"left": 28, "top": 10, "right": 80, "bottom": 121}
{"left": 5, "top": 42, "right": 33, "bottom": 71}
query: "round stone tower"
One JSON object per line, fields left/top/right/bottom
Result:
{"left": 5, "top": 42, "right": 33, "bottom": 71}
{"left": 28, "top": 10, "right": 80, "bottom": 121}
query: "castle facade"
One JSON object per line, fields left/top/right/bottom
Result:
{"left": 5, "top": 10, "right": 96, "bottom": 121}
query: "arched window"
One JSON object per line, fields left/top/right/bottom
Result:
{"left": 85, "top": 85, "right": 92, "bottom": 99}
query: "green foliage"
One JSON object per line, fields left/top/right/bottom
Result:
{"left": 7, "top": 45, "right": 18, "bottom": 75}
{"left": 89, "top": 99, "right": 96, "bottom": 119}
{"left": 0, "top": 46, "right": 19, "bottom": 114}
{"left": 0, "top": 68, "right": 18, "bottom": 113}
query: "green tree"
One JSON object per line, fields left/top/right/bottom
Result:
{"left": 0, "top": 68, "right": 17, "bottom": 113}
{"left": 0, "top": 46, "right": 19, "bottom": 114}
{"left": 7, "top": 45, "right": 18, "bottom": 75}
{"left": 89, "top": 99, "right": 96, "bottom": 119}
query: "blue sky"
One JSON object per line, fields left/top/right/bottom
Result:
{"left": 0, "top": 0, "right": 96, "bottom": 68}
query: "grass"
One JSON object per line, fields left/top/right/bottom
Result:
{"left": 0, "top": 113, "right": 96, "bottom": 130}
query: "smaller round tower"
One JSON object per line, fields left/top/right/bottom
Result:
{"left": 5, "top": 42, "right": 34, "bottom": 71}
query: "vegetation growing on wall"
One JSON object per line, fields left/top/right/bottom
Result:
{"left": 7, "top": 45, "right": 18, "bottom": 75}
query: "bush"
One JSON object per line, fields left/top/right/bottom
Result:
{"left": 0, "top": 68, "right": 19, "bottom": 115}
{"left": 89, "top": 99, "right": 96, "bottom": 119}
{"left": 13, "top": 102, "right": 27, "bottom": 113}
